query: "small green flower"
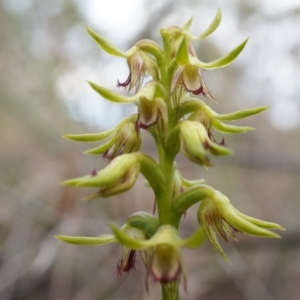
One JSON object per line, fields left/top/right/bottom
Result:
{"left": 197, "top": 189, "right": 284, "bottom": 260}
{"left": 111, "top": 223, "right": 205, "bottom": 292}
{"left": 87, "top": 27, "right": 161, "bottom": 93}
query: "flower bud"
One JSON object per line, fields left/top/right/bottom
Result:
{"left": 179, "top": 121, "right": 232, "bottom": 166}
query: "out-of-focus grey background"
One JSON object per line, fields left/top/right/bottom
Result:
{"left": 0, "top": 1, "right": 299, "bottom": 299}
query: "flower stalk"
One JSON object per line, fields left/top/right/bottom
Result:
{"left": 57, "top": 9, "right": 284, "bottom": 300}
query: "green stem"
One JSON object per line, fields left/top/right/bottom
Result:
{"left": 162, "top": 283, "right": 179, "bottom": 300}
{"left": 156, "top": 29, "right": 183, "bottom": 300}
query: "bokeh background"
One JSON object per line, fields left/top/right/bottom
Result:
{"left": 1, "top": 0, "right": 300, "bottom": 299}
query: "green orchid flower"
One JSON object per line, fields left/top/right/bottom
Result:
{"left": 197, "top": 189, "right": 284, "bottom": 261}
{"left": 111, "top": 223, "right": 205, "bottom": 294}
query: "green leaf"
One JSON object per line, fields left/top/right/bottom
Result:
{"left": 193, "top": 38, "right": 248, "bottom": 69}
{"left": 216, "top": 106, "right": 269, "bottom": 121}
{"left": 87, "top": 27, "right": 126, "bottom": 57}
{"left": 194, "top": 8, "right": 222, "bottom": 39}
{"left": 88, "top": 81, "right": 138, "bottom": 103}
{"left": 55, "top": 234, "right": 115, "bottom": 245}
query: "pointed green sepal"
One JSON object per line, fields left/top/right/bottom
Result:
{"left": 238, "top": 212, "right": 285, "bottom": 231}
{"left": 216, "top": 106, "right": 269, "bottom": 121}
{"left": 176, "top": 36, "right": 189, "bottom": 65}
{"left": 212, "top": 119, "right": 254, "bottom": 133}
{"left": 63, "top": 117, "right": 133, "bottom": 142}
{"left": 55, "top": 234, "right": 115, "bottom": 245}
{"left": 182, "top": 17, "right": 193, "bottom": 31}
{"left": 88, "top": 81, "right": 138, "bottom": 103}
{"left": 192, "top": 38, "right": 248, "bottom": 69}
{"left": 87, "top": 26, "right": 127, "bottom": 57}
{"left": 193, "top": 8, "right": 222, "bottom": 39}
{"left": 64, "top": 132, "right": 113, "bottom": 142}
{"left": 84, "top": 136, "right": 116, "bottom": 154}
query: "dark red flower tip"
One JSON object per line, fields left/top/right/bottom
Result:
{"left": 117, "top": 73, "right": 131, "bottom": 88}
{"left": 91, "top": 168, "right": 97, "bottom": 176}
{"left": 191, "top": 85, "right": 206, "bottom": 96}
{"left": 116, "top": 250, "right": 136, "bottom": 278}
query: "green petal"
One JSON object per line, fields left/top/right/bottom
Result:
{"left": 55, "top": 234, "right": 115, "bottom": 245}
{"left": 216, "top": 107, "right": 269, "bottom": 121}
{"left": 193, "top": 8, "right": 222, "bottom": 39}
{"left": 192, "top": 38, "right": 248, "bottom": 69}
{"left": 88, "top": 81, "right": 138, "bottom": 103}
{"left": 87, "top": 27, "right": 127, "bottom": 57}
